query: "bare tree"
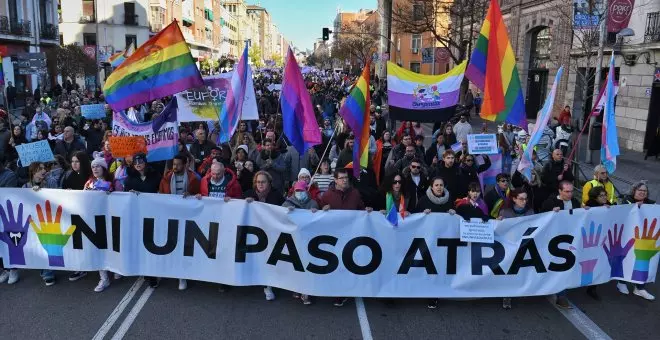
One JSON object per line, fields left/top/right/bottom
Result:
{"left": 391, "top": 0, "right": 488, "bottom": 64}
{"left": 332, "top": 21, "right": 379, "bottom": 68}
{"left": 543, "top": 0, "right": 607, "bottom": 121}
{"left": 45, "top": 44, "right": 97, "bottom": 83}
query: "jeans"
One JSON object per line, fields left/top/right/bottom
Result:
{"left": 41, "top": 270, "right": 54, "bottom": 280}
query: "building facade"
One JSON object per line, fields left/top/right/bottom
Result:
{"left": 59, "top": 0, "right": 151, "bottom": 87}
{"left": 1, "top": 0, "right": 60, "bottom": 100}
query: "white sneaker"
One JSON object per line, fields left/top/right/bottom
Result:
{"left": 94, "top": 279, "right": 110, "bottom": 292}
{"left": 7, "top": 269, "right": 19, "bottom": 284}
{"left": 0, "top": 270, "right": 9, "bottom": 283}
{"left": 617, "top": 282, "right": 630, "bottom": 295}
{"left": 178, "top": 279, "right": 188, "bottom": 291}
{"left": 264, "top": 286, "right": 275, "bottom": 301}
{"left": 633, "top": 288, "right": 655, "bottom": 301}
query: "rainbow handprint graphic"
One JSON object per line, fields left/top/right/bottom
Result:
{"left": 602, "top": 224, "right": 634, "bottom": 279}
{"left": 631, "top": 218, "right": 660, "bottom": 282}
{"left": 0, "top": 200, "right": 31, "bottom": 265}
{"left": 29, "top": 200, "right": 76, "bottom": 267}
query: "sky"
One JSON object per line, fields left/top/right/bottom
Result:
{"left": 250, "top": 0, "right": 377, "bottom": 51}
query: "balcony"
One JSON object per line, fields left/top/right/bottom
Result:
{"left": 0, "top": 16, "right": 32, "bottom": 37}
{"left": 645, "top": 12, "right": 660, "bottom": 43}
{"left": 124, "top": 14, "right": 138, "bottom": 26}
{"left": 150, "top": 23, "right": 164, "bottom": 33}
{"left": 41, "top": 23, "right": 58, "bottom": 41}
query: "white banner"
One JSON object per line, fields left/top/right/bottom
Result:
{"left": 0, "top": 188, "right": 658, "bottom": 298}
{"left": 175, "top": 73, "right": 259, "bottom": 122}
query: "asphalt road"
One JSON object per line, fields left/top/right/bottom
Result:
{"left": 1, "top": 270, "right": 658, "bottom": 339}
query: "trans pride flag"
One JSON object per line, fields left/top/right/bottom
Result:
{"left": 338, "top": 63, "right": 371, "bottom": 177}
{"left": 280, "top": 47, "right": 321, "bottom": 153}
{"left": 0, "top": 55, "right": 4, "bottom": 86}
{"left": 217, "top": 43, "right": 251, "bottom": 144}
{"left": 518, "top": 67, "right": 563, "bottom": 182}
{"left": 103, "top": 22, "right": 203, "bottom": 112}
{"left": 600, "top": 53, "right": 619, "bottom": 174}
{"left": 466, "top": 0, "right": 527, "bottom": 129}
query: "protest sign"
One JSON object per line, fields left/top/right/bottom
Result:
{"left": 80, "top": 104, "right": 107, "bottom": 119}
{"left": 460, "top": 219, "right": 495, "bottom": 243}
{"left": 1, "top": 188, "right": 657, "bottom": 298}
{"left": 450, "top": 142, "right": 463, "bottom": 153}
{"left": 15, "top": 140, "right": 55, "bottom": 166}
{"left": 112, "top": 97, "right": 179, "bottom": 162}
{"left": 108, "top": 136, "right": 148, "bottom": 158}
{"left": 267, "top": 84, "right": 282, "bottom": 92}
{"left": 467, "top": 134, "right": 498, "bottom": 154}
{"left": 176, "top": 73, "right": 259, "bottom": 122}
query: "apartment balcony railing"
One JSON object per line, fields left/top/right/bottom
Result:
{"left": 41, "top": 23, "right": 58, "bottom": 40}
{"left": 644, "top": 12, "right": 660, "bottom": 43}
{"left": 0, "top": 16, "right": 32, "bottom": 37}
{"left": 150, "top": 23, "right": 164, "bottom": 32}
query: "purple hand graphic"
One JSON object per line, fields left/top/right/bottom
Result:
{"left": 602, "top": 224, "right": 634, "bottom": 279}
{"left": 0, "top": 200, "right": 31, "bottom": 265}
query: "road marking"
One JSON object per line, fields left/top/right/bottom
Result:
{"left": 547, "top": 297, "right": 612, "bottom": 340}
{"left": 110, "top": 285, "right": 155, "bottom": 340}
{"left": 92, "top": 277, "right": 144, "bottom": 340}
{"left": 355, "top": 297, "right": 374, "bottom": 340}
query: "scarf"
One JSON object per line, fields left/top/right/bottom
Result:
{"left": 256, "top": 189, "right": 269, "bottom": 202}
{"left": 170, "top": 170, "right": 188, "bottom": 194}
{"left": 490, "top": 186, "right": 510, "bottom": 218}
{"left": 425, "top": 187, "right": 450, "bottom": 205}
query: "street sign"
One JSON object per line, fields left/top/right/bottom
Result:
{"left": 16, "top": 52, "right": 46, "bottom": 75}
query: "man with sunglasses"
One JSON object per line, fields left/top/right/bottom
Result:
{"left": 403, "top": 158, "right": 428, "bottom": 209}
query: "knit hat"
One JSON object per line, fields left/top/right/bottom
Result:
{"left": 91, "top": 158, "right": 107, "bottom": 170}
{"left": 237, "top": 144, "right": 249, "bottom": 154}
{"left": 294, "top": 181, "right": 308, "bottom": 191}
{"left": 298, "top": 168, "right": 311, "bottom": 179}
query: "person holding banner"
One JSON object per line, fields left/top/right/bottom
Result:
{"left": 541, "top": 181, "right": 581, "bottom": 308}
{"left": 454, "top": 182, "right": 490, "bottom": 221}
{"left": 83, "top": 158, "right": 115, "bottom": 292}
{"left": 160, "top": 154, "right": 200, "bottom": 291}
{"left": 498, "top": 188, "right": 534, "bottom": 309}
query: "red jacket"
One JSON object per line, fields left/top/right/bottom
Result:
{"left": 159, "top": 169, "right": 200, "bottom": 195}
{"left": 319, "top": 186, "right": 365, "bottom": 210}
{"left": 197, "top": 155, "right": 215, "bottom": 176}
{"left": 199, "top": 167, "right": 243, "bottom": 198}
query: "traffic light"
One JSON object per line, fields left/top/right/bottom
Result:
{"left": 322, "top": 27, "right": 331, "bottom": 41}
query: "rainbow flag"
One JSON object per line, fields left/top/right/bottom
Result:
{"left": 108, "top": 43, "right": 134, "bottom": 68}
{"left": 385, "top": 193, "right": 405, "bottom": 226}
{"left": 103, "top": 21, "right": 203, "bottom": 112}
{"left": 466, "top": 0, "right": 526, "bottom": 128}
{"left": 338, "top": 63, "right": 370, "bottom": 177}
{"left": 217, "top": 43, "right": 250, "bottom": 144}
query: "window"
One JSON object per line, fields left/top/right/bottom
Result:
{"left": 124, "top": 2, "right": 137, "bottom": 25}
{"left": 412, "top": 2, "right": 424, "bottom": 21}
{"left": 410, "top": 62, "right": 421, "bottom": 73}
{"left": 83, "top": 33, "right": 97, "bottom": 45}
{"left": 125, "top": 35, "right": 137, "bottom": 49}
{"left": 411, "top": 34, "right": 422, "bottom": 52}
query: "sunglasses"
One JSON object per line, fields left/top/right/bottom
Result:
{"left": 393, "top": 180, "right": 402, "bottom": 184}
{"left": 410, "top": 165, "right": 420, "bottom": 169}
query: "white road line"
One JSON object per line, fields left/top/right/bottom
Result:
{"left": 110, "top": 285, "right": 155, "bottom": 340}
{"left": 547, "top": 297, "right": 612, "bottom": 340}
{"left": 91, "top": 277, "right": 145, "bottom": 340}
{"left": 355, "top": 297, "right": 374, "bottom": 340}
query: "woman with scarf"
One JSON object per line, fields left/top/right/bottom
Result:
{"left": 283, "top": 181, "right": 319, "bottom": 305}
{"left": 484, "top": 173, "right": 511, "bottom": 218}
{"left": 376, "top": 173, "right": 412, "bottom": 217}
{"left": 497, "top": 188, "right": 534, "bottom": 309}
{"left": 372, "top": 130, "right": 395, "bottom": 185}
{"left": 83, "top": 158, "right": 115, "bottom": 293}
{"left": 455, "top": 182, "right": 490, "bottom": 221}
{"left": 244, "top": 171, "right": 285, "bottom": 301}
{"left": 459, "top": 154, "right": 491, "bottom": 198}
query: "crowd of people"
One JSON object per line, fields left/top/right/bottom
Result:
{"left": 0, "top": 71, "right": 656, "bottom": 309}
